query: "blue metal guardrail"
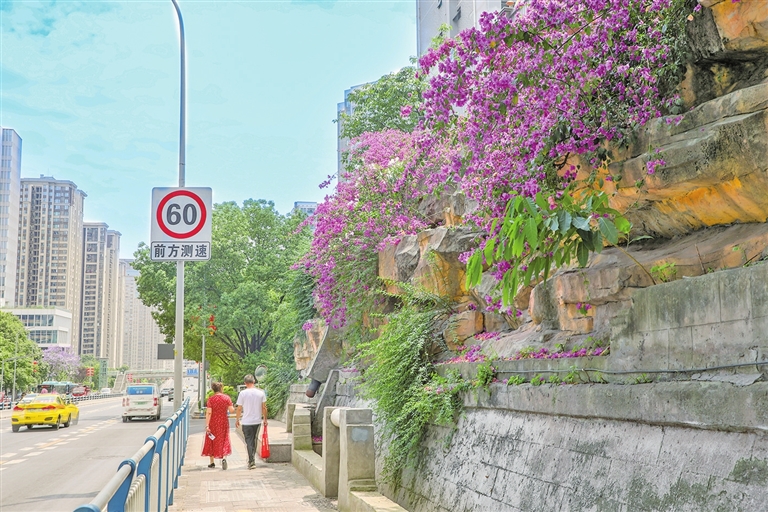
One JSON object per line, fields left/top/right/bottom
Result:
{"left": 0, "top": 392, "right": 122, "bottom": 410}
{"left": 73, "top": 397, "right": 191, "bottom": 512}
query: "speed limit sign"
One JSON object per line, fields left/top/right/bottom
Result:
{"left": 150, "top": 187, "right": 212, "bottom": 261}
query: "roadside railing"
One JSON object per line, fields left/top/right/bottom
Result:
{"left": 0, "top": 392, "right": 123, "bottom": 410}
{"left": 73, "top": 397, "right": 190, "bottom": 512}
{"left": 71, "top": 392, "right": 123, "bottom": 403}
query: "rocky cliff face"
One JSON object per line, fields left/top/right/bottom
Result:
{"left": 294, "top": 0, "right": 768, "bottom": 364}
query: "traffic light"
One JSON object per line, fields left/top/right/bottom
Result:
{"left": 127, "top": 373, "right": 133, "bottom": 382}
{"left": 86, "top": 367, "right": 94, "bottom": 377}
{"left": 32, "top": 360, "right": 38, "bottom": 373}
{"left": 208, "top": 314, "right": 217, "bottom": 336}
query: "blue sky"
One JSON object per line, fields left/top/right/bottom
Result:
{"left": 0, "top": 0, "right": 416, "bottom": 256}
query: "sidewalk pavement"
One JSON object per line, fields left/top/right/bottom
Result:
{"left": 170, "top": 420, "right": 337, "bottom": 512}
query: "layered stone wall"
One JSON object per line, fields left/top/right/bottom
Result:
{"left": 386, "top": 384, "right": 768, "bottom": 512}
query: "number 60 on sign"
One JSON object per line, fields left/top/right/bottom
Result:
{"left": 150, "top": 187, "right": 212, "bottom": 261}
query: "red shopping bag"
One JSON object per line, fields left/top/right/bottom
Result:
{"left": 260, "top": 423, "right": 270, "bottom": 459}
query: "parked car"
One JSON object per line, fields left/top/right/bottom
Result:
{"left": 100, "top": 388, "right": 111, "bottom": 395}
{"left": 11, "top": 393, "right": 79, "bottom": 432}
{"left": 160, "top": 387, "right": 171, "bottom": 397}
{"left": 122, "top": 384, "right": 162, "bottom": 422}
{"left": 71, "top": 386, "right": 89, "bottom": 397}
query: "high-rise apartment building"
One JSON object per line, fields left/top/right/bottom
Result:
{"left": 0, "top": 128, "right": 22, "bottom": 308}
{"left": 80, "top": 223, "right": 122, "bottom": 366}
{"left": 293, "top": 201, "right": 318, "bottom": 216}
{"left": 336, "top": 84, "right": 367, "bottom": 182}
{"left": 120, "top": 259, "right": 171, "bottom": 371}
{"left": 16, "top": 176, "right": 86, "bottom": 346}
{"left": 416, "top": 0, "right": 505, "bottom": 56}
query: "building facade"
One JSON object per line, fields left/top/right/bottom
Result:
{"left": 16, "top": 176, "right": 86, "bottom": 346}
{"left": 0, "top": 128, "right": 21, "bottom": 308}
{"left": 120, "top": 259, "right": 171, "bottom": 372}
{"left": 416, "top": 0, "right": 504, "bottom": 56}
{"left": 336, "top": 84, "right": 368, "bottom": 182}
{"left": 293, "top": 201, "right": 318, "bottom": 216}
{"left": 8, "top": 308, "right": 73, "bottom": 348}
{"left": 80, "top": 223, "right": 122, "bottom": 366}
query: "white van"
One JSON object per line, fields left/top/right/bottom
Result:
{"left": 122, "top": 384, "right": 162, "bottom": 422}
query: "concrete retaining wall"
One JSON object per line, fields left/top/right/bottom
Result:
{"left": 375, "top": 382, "right": 768, "bottom": 511}
{"left": 326, "top": 265, "right": 768, "bottom": 510}
{"left": 610, "top": 262, "right": 768, "bottom": 374}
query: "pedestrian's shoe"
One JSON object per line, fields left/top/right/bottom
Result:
{"left": 207, "top": 463, "right": 215, "bottom": 468}
{"left": 248, "top": 461, "right": 256, "bottom": 470}
{"left": 222, "top": 458, "right": 228, "bottom": 470}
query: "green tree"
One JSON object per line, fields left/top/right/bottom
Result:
{"left": 0, "top": 312, "right": 42, "bottom": 393}
{"left": 133, "top": 200, "right": 313, "bottom": 370}
{"left": 338, "top": 64, "right": 425, "bottom": 140}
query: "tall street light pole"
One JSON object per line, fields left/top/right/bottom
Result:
{"left": 171, "top": 0, "right": 186, "bottom": 407}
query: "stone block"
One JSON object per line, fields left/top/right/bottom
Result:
{"left": 703, "top": 0, "right": 768, "bottom": 55}
{"left": 411, "top": 227, "right": 479, "bottom": 301}
{"left": 667, "top": 326, "right": 693, "bottom": 371}
{"left": 690, "top": 320, "right": 753, "bottom": 369}
{"left": 749, "top": 262, "right": 768, "bottom": 319}
{"left": 344, "top": 408, "right": 373, "bottom": 425}
{"left": 322, "top": 407, "right": 341, "bottom": 498}
{"left": 719, "top": 268, "right": 752, "bottom": 322}
{"left": 293, "top": 423, "right": 312, "bottom": 438}
{"left": 442, "top": 310, "right": 483, "bottom": 347}
{"left": 394, "top": 236, "right": 419, "bottom": 283}
{"left": 636, "top": 328, "right": 671, "bottom": 369}
{"left": 292, "top": 409, "right": 311, "bottom": 425}
{"left": 306, "top": 323, "right": 343, "bottom": 383}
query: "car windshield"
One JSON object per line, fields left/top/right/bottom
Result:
{"left": 127, "top": 386, "right": 154, "bottom": 395}
{"left": 32, "top": 396, "right": 58, "bottom": 403}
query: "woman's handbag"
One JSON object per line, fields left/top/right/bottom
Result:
{"left": 260, "top": 423, "right": 270, "bottom": 459}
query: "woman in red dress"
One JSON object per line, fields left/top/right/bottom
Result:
{"left": 202, "top": 382, "right": 234, "bottom": 469}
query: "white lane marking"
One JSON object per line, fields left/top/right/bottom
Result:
{"left": 4, "top": 459, "right": 24, "bottom": 464}
{"left": 19, "top": 447, "right": 33, "bottom": 451}
{"left": 25, "top": 452, "right": 42, "bottom": 457}
{"left": 41, "top": 447, "right": 57, "bottom": 450}
{"left": 0, "top": 453, "right": 16, "bottom": 458}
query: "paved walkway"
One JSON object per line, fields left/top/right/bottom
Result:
{"left": 170, "top": 422, "right": 337, "bottom": 512}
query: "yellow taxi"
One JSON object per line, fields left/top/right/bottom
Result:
{"left": 11, "top": 393, "right": 80, "bottom": 432}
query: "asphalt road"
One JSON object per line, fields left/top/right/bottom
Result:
{"left": 0, "top": 395, "right": 192, "bottom": 512}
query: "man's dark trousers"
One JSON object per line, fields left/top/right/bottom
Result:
{"left": 242, "top": 423, "right": 262, "bottom": 464}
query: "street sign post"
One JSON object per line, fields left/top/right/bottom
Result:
{"left": 150, "top": 187, "right": 212, "bottom": 261}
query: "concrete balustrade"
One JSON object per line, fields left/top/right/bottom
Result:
{"left": 290, "top": 404, "right": 405, "bottom": 512}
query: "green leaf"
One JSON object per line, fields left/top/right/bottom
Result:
{"left": 512, "top": 231, "right": 525, "bottom": 257}
{"left": 577, "top": 229, "right": 595, "bottom": 252}
{"left": 598, "top": 217, "right": 619, "bottom": 245}
{"left": 614, "top": 216, "right": 631, "bottom": 234}
{"left": 484, "top": 238, "right": 496, "bottom": 264}
{"left": 576, "top": 242, "right": 589, "bottom": 267}
{"left": 466, "top": 254, "right": 483, "bottom": 287}
{"left": 572, "top": 215, "right": 590, "bottom": 231}
{"left": 534, "top": 193, "right": 549, "bottom": 211}
{"left": 548, "top": 215, "right": 559, "bottom": 233}
{"left": 524, "top": 218, "right": 538, "bottom": 250}
{"left": 557, "top": 210, "right": 572, "bottom": 235}
{"left": 522, "top": 198, "right": 537, "bottom": 216}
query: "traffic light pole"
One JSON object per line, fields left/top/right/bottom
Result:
{"left": 171, "top": 0, "right": 186, "bottom": 407}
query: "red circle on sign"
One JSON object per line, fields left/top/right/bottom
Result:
{"left": 156, "top": 190, "right": 207, "bottom": 239}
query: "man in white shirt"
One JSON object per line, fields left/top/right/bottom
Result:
{"left": 235, "top": 374, "right": 267, "bottom": 469}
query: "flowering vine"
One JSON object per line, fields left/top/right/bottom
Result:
{"left": 304, "top": 0, "right": 694, "bottom": 327}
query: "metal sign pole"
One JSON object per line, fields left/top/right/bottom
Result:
{"left": 171, "top": 0, "right": 186, "bottom": 407}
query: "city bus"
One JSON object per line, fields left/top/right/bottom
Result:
{"left": 38, "top": 381, "right": 80, "bottom": 396}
